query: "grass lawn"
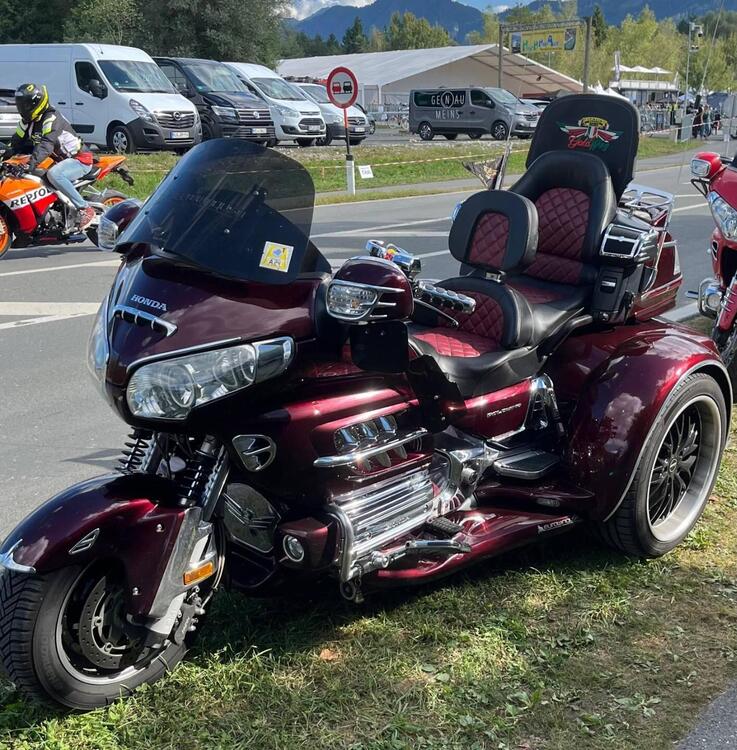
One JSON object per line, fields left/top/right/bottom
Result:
{"left": 98, "top": 134, "right": 694, "bottom": 205}
{"left": 1, "top": 419, "right": 736, "bottom": 748}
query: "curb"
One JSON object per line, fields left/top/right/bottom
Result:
{"left": 661, "top": 302, "right": 700, "bottom": 322}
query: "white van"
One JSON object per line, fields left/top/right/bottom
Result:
{"left": 225, "top": 62, "right": 325, "bottom": 147}
{"left": 0, "top": 44, "right": 201, "bottom": 153}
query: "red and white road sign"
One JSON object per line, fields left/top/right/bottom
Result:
{"left": 326, "top": 66, "right": 358, "bottom": 109}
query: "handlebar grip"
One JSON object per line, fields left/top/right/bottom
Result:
{"left": 415, "top": 281, "right": 476, "bottom": 314}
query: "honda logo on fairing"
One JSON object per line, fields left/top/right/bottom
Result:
{"left": 130, "top": 294, "right": 168, "bottom": 312}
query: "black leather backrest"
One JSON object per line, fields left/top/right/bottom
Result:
{"left": 449, "top": 191, "right": 538, "bottom": 274}
{"left": 526, "top": 93, "right": 639, "bottom": 199}
{"left": 510, "top": 151, "right": 617, "bottom": 266}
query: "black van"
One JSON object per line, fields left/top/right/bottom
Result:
{"left": 155, "top": 57, "right": 276, "bottom": 145}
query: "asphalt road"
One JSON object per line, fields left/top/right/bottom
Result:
{"left": 0, "top": 155, "right": 715, "bottom": 540}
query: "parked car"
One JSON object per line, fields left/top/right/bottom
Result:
{"left": 409, "top": 87, "right": 540, "bottom": 141}
{"left": 296, "top": 82, "right": 368, "bottom": 146}
{"left": 0, "top": 89, "right": 19, "bottom": 144}
{"left": 0, "top": 44, "right": 200, "bottom": 153}
{"left": 355, "top": 102, "right": 376, "bottom": 134}
{"left": 226, "top": 62, "right": 325, "bottom": 147}
{"left": 522, "top": 98, "right": 550, "bottom": 112}
{"left": 155, "top": 57, "right": 275, "bottom": 146}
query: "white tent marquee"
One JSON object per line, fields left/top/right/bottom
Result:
{"left": 277, "top": 45, "right": 582, "bottom": 107}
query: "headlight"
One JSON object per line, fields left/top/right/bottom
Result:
{"left": 275, "top": 104, "right": 298, "bottom": 118}
{"left": 127, "top": 338, "right": 294, "bottom": 420}
{"left": 129, "top": 99, "right": 155, "bottom": 123}
{"left": 708, "top": 192, "right": 737, "bottom": 239}
{"left": 97, "top": 215, "right": 119, "bottom": 251}
{"left": 325, "top": 111, "right": 343, "bottom": 124}
{"left": 211, "top": 105, "right": 238, "bottom": 120}
{"left": 87, "top": 295, "right": 110, "bottom": 388}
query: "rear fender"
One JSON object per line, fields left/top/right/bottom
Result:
{"left": 0, "top": 473, "right": 188, "bottom": 618}
{"left": 550, "top": 326, "right": 731, "bottom": 521}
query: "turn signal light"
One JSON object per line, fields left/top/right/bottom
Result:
{"left": 183, "top": 559, "right": 215, "bottom": 586}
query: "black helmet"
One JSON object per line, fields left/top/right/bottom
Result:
{"left": 15, "top": 83, "right": 49, "bottom": 123}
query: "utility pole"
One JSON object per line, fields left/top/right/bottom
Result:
{"left": 497, "top": 24, "right": 503, "bottom": 88}
{"left": 582, "top": 16, "right": 592, "bottom": 92}
{"left": 683, "top": 22, "right": 703, "bottom": 119}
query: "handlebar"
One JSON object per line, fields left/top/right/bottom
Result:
{"left": 414, "top": 280, "right": 476, "bottom": 314}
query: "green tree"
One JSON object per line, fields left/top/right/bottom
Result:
{"left": 64, "top": 0, "right": 143, "bottom": 46}
{"left": 325, "top": 33, "right": 342, "bottom": 54}
{"left": 384, "top": 11, "right": 453, "bottom": 50}
{"left": 466, "top": 10, "right": 497, "bottom": 45}
{"left": 141, "top": 0, "right": 287, "bottom": 65}
{"left": 592, "top": 4, "right": 607, "bottom": 47}
{"left": 342, "top": 16, "right": 367, "bottom": 53}
{"left": 0, "top": 0, "right": 76, "bottom": 43}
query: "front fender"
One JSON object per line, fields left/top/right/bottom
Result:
{"left": 548, "top": 323, "right": 731, "bottom": 521}
{"left": 0, "top": 473, "right": 186, "bottom": 617}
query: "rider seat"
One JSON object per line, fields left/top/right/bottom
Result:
{"left": 409, "top": 191, "right": 540, "bottom": 397}
{"left": 504, "top": 150, "right": 617, "bottom": 342}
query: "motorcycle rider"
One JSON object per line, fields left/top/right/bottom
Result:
{"left": 4, "top": 83, "right": 95, "bottom": 230}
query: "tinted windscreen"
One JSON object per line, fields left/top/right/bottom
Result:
{"left": 118, "top": 140, "right": 316, "bottom": 284}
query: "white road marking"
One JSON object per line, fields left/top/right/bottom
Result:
{"left": 311, "top": 217, "right": 449, "bottom": 239}
{"left": 672, "top": 203, "right": 710, "bottom": 214}
{"left": 0, "top": 302, "right": 100, "bottom": 315}
{"left": 0, "top": 259, "right": 120, "bottom": 278}
{"left": 0, "top": 313, "right": 93, "bottom": 331}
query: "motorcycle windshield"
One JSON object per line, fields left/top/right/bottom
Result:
{"left": 118, "top": 139, "right": 315, "bottom": 284}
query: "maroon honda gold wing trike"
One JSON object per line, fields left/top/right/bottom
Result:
{"left": 0, "top": 95, "right": 731, "bottom": 709}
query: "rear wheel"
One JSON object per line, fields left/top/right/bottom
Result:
{"left": 0, "top": 564, "right": 188, "bottom": 709}
{"left": 418, "top": 122, "right": 434, "bottom": 141}
{"left": 491, "top": 121, "right": 509, "bottom": 140}
{"left": 0, "top": 213, "right": 13, "bottom": 259}
{"left": 316, "top": 132, "right": 333, "bottom": 147}
{"left": 108, "top": 125, "right": 135, "bottom": 154}
{"left": 349, "top": 137, "right": 364, "bottom": 146}
{"left": 443, "top": 133, "right": 458, "bottom": 141}
{"left": 468, "top": 132, "right": 482, "bottom": 140}
{"left": 597, "top": 373, "right": 726, "bottom": 557}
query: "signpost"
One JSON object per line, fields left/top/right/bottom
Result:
{"left": 326, "top": 66, "right": 359, "bottom": 195}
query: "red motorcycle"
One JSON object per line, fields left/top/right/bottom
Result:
{"left": 0, "top": 95, "right": 730, "bottom": 710}
{"left": 691, "top": 150, "right": 737, "bottom": 390}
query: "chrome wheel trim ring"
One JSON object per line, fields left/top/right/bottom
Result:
{"left": 646, "top": 394, "right": 722, "bottom": 542}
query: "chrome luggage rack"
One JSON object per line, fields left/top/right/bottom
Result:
{"left": 620, "top": 182, "right": 675, "bottom": 227}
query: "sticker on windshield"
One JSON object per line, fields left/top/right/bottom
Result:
{"left": 259, "top": 241, "right": 294, "bottom": 273}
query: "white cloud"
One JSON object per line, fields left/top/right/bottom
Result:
{"left": 286, "top": 0, "right": 373, "bottom": 21}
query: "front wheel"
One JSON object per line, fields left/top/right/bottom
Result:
{"left": 0, "top": 564, "right": 189, "bottom": 709}
{"left": 108, "top": 125, "right": 135, "bottom": 154}
{"left": 597, "top": 373, "right": 726, "bottom": 557}
{"left": 418, "top": 122, "right": 434, "bottom": 141}
{"left": 491, "top": 121, "right": 509, "bottom": 140}
{"left": 297, "top": 138, "right": 315, "bottom": 148}
{"left": 0, "top": 212, "right": 13, "bottom": 259}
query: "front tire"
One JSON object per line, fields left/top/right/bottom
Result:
{"left": 108, "top": 125, "right": 135, "bottom": 154}
{"left": 491, "top": 121, "right": 509, "bottom": 140}
{"left": 597, "top": 373, "right": 727, "bottom": 557}
{"left": 418, "top": 122, "right": 434, "bottom": 141}
{"left": 0, "top": 565, "right": 188, "bottom": 709}
{"left": 0, "top": 212, "right": 13, "bottom": 259}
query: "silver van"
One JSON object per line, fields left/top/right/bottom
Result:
{"left": 409, "top": 87, "right": 540, "bottom": 141}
